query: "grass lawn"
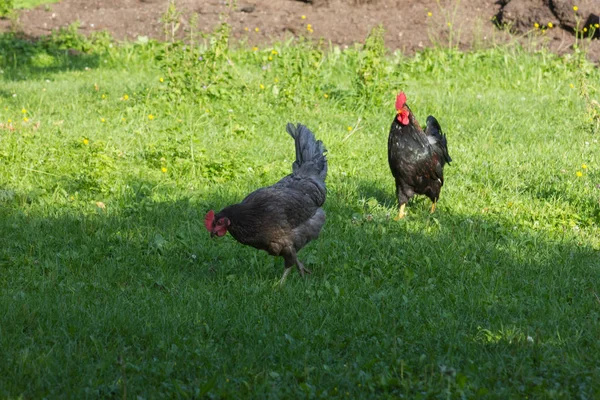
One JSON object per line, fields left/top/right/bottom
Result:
{"left": 0, "top": 25, "right": 599, "bottom": 398}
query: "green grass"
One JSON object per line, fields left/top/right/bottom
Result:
{"left": 1, "top": 28, "right": 599, "bottom": 398}
{"left": 14, "top": 0, "right": 59, "bottom": 9}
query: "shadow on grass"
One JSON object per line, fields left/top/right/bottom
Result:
{"left": 355, "top": 178, "right": 396, "bottom": 208}
{"left": 1, "top": 176, "right": 599, "bottom": 397}
{"left": 0, "top": 32, "right": 101, "bottom": 81}
{"left": 1, "top": 176, "right": 596, "bottom": 286}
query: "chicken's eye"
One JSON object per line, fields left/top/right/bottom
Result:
{"left": 217, "top": 218, "right": 230, "bottom": 227}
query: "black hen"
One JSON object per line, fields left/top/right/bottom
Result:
{"left": 205, "top": 123, "right": 327, "bottom": 283}
{"left": 388, "top": 92, "right": 452, "bottom": 219}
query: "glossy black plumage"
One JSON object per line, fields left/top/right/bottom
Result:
{"left": 388, "top": 103, "right": 451, "bottom": 217}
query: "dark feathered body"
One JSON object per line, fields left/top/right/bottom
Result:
{"left": 213, "top": 123, "right": 327, "bottom": 275}
{"left": 215, "top": 175, "right": 326, "bottom": 257}
{"left": 388, "top": 106, "right": 451, "bottom": 212}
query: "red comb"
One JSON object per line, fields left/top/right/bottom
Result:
{"left": 395, "top": 92, "right": 407, "bottom": 110}
{"left": 204, "top": 210, "right": 215, "bottom": 231}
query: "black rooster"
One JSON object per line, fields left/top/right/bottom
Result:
{"left": 205, "top": 123, "right": 327, "bottom": 283}
{"left": 388, "top": 92, "right": 452, "bottom": 219}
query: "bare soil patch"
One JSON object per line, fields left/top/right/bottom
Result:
{"left": 1, "top": 0, "right": 599, "bottom": 62}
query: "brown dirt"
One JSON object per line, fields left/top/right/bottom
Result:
{"left": 499, "top": 0, "right": 599, "bottom": 38}
{"left": 1, "top": 0, "right": 599, "bottom": 62}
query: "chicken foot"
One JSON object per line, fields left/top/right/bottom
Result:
{"left": 279, "top": 253, "right": 312, "bottom": 285}
{"left": 296, "top": 260, "right": 312, "bottom": 277}
{"left": 430, "top": 202, "right": 436, "bottom": 214}
{"left": 394, "top": 204, "right": 407, "bottom": 220}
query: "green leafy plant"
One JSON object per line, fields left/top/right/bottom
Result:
{"left": 267, "top": 39, "right": 325, "bottom": 105}
{"left": 0, "top": 0, "right": 13, "bottom": 16}
{"left": 160, "top": 0, "right": 181, "bottom": 42}
{"left": 353, "top": 24, "right": 398, "bottom": 107}
{"left": 157, "top": 21, "right": 236, "bottom": 102}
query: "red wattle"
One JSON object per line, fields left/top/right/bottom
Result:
{"left": 204, "top": 210, "right": 215, "bottom": 231}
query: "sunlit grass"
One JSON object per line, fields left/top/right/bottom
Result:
{"left": 14, "top": 0, "right": 59, "bottom": 9}
{"left": 0, "top": 30, "right": 599, "bottom": 398}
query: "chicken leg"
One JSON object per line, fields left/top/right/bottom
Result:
{"left": 279, "top": 252, "right": 312, "bottom": 285}
{"left": 394, "top": 204, "right": 407, "bottom": 220}
{"left": 279, "top": 266, "right": 294, "bottom": 285}
{"left": 430, "top": 202, "right": 436, "bottom": 214}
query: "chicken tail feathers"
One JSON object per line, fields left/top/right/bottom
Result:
{"left": 425, "top": 116, "right": 452, "bottom": 164}
{"left": 286, "top": 123, "right": 328, "bottom": 181}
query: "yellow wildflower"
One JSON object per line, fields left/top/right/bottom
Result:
{"left": 101, "top": 94, "right": 106, "bottom": 99}
{"left": 324, "top": 93, "right": 329, "bottom": 98}
{"left": 573, "top": 6, "right": 578, "bottom": 11}
{"left": 83, "top": 138, "right": 89, "bottom": 145}
{"left": 347, "top": 126, "right": 352, "bottom": 131}
{"left": 582, "top": 164, "right": 587, "bottom": 169}
{"left": 576, "top": 171, "right": 582, "bottom": 177}
{"left": 148, "top": 114, "right": 155, "bottom": 120}
{"left": 122, "top": 117, "right": 126, "bottom": 122}
{"left": 255, "top": 27, "right": 259, "bottom": 32}
{"left": 122, "top": 94, "right": 129, "bottom": 100}
{"left": 268, "top": 56, "right": 273, "bottom": 61}
{"left": 252, "top": 46, "right": 258, "bottom": 51}
{"left": 534, "top": 23, "right": 539, "bottom": 29}
{"left": 7, "top": 119, "right": 11, "bottom": 123}
{"left": 274, "top": 78, "right": 279, "bottom": 83}
{"left": 101, "top": 118, "right": 106, "bottom": 123}
{"left": 595, "top": 24, "right": 599, "bottom": 28}
{"left": 548, "top": 22, "right": 553, "bottom": 28}
{"left": 271, "top": 50, "right": 278, "bottom": 55}
{"left": 447, "top": 22, "right": 452, "bottom": 27}
{"left": 301, "top": 15, "right": 306, "bottom": 20}
{"left": 21, "top": 108, "right": 27, "bottom": 114}
{"left": 583, "top": 27, "right": 588, "bottom": 32}
{"left": 259, "top": 84, "right": 265, "bottom": 90}
{"left": 244, "top": 27, "right": 249, "bottom": 31}
{"left": 159, "top": 77, "right": 164, "bottom": 83}
{"left": 307, "top": 24, "right": 313, "bottom": 33}
{"left": 427, "top": 12, "right": 432, "bottom": 17}
{"left": 23, "top": 117, "right": 28, "bottom": 122}
{"left": 161, "top": 167, "right": 167, "bottom": 173}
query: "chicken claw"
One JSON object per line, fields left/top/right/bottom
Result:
{"left": 296, "top": 261, "right": 312, "bottom": 277}
{"left": 278, "top": 262, "right": 311, "bottom": 285}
